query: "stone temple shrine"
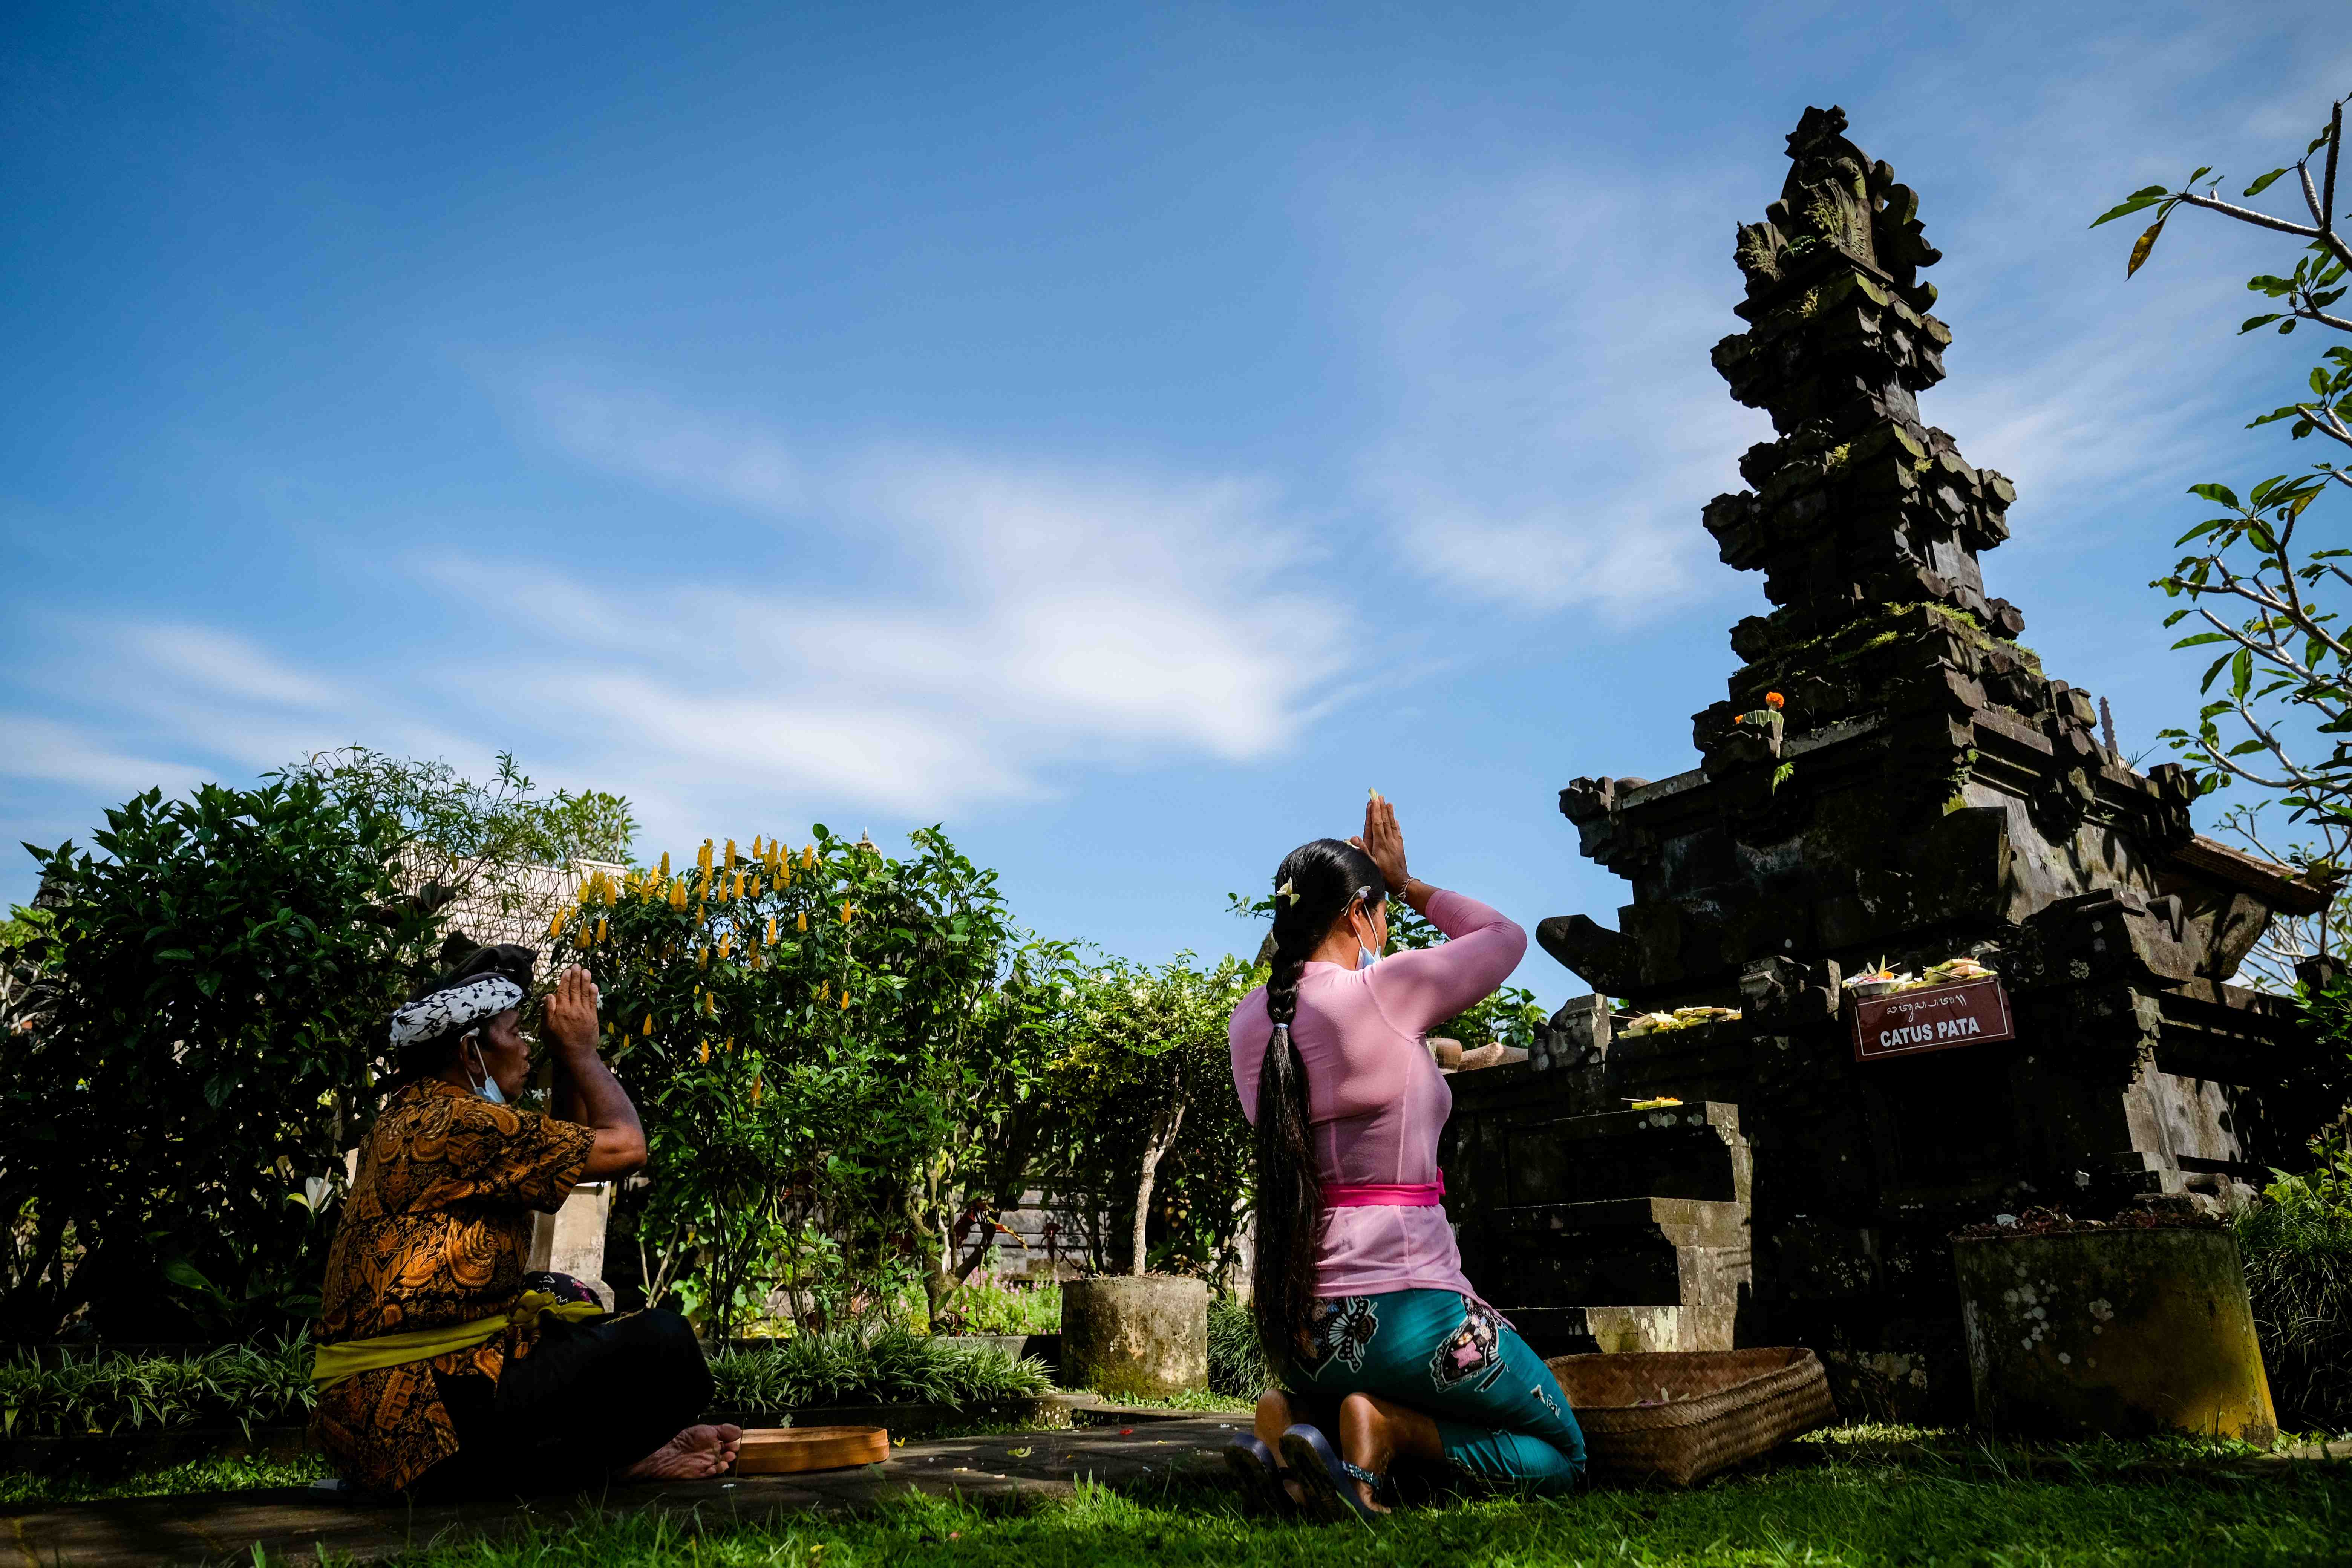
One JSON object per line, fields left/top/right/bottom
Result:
{"left": 1439, "top": 106, "right": 2334, "bottom": 1418}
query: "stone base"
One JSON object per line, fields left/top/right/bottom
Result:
{"left": 1060, "top": 1276, "right": 1208, "bottom": 1398}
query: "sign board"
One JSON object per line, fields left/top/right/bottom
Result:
{"left": 1850, "top": 978, "right": 2014, "bottom": 1063}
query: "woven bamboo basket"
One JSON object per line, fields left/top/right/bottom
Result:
{"left": 1542, "top": 1348, "right": 1835, "bottom": 1486}
{"left": 735, "top": 1425, "right": 890, "bottom": 1475}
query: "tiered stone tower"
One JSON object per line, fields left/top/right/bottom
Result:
{"left": 1440, "top": 107, "right": 2331, "bottom": 1418}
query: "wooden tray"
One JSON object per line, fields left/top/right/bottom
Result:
{"left": 735, "top": 1425, "right": 890, "bottom": 1475}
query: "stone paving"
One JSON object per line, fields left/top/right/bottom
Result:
{"left": 2, "top": 1409, "right": 1241, "bottom": 1566}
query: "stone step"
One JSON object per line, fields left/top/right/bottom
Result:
{"left": 1493, "top": 1197, "right": 1750, "bottom": 1247}
{"left": 1476, "top": 1198, "right": 1752, "bottom": 1308}
{"left": 1502, "top": 1102, "right": 1749, "bottom": 1206}
{"left": 1504, "top": 1303, "right": 1736, "bottom": 1357}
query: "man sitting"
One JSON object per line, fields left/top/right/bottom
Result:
{"left": 311, "top": 943, "right": 739, "bottom": 1495}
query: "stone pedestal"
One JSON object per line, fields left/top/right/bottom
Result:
{"left": 529, "top": 1182, "right": 614, "bottom": 1307}
{"left": 1060, "top": 1276, "right": 1208, "bottom": 1398}
{"left": 1955, "top": 1227, "right": 2276, "bottom": 1444}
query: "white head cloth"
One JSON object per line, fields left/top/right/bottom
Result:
{"left": 388, "top": 975, "right": 525, "bottom": 1049}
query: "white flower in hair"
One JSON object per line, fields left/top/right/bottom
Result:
{"left": 1276, "top": 879, "right": 1298, "bottom": 905}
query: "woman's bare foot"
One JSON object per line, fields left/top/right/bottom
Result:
{"left": 1253, "top": 1389, "right": 1307, "bottom": 1506}
{"left": 623, "top": 1422, "right": 743, "bottom": 1480}
{"left": 1337, "top": 1392, "right": 1442, "bottom": 1515}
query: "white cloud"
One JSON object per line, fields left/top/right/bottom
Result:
{"left": 125, "top": 625, "right": 344, "bottom": 709}
{"left": 550, "top": 675, "right": 1026, "bottom": 816}
{"left": 525, "top": 380, "right": 808, "bottom": 516}
{"left": 422, "top": 390, "right": 1362, "bottom": 821}
{"left": 0, "top": 715, "right": 208, "bottom": 799}
{"left": 1327, "top": 163, "right": 1764, "bottom": 617}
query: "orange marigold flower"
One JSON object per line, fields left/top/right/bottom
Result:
{"left": 1765, "top": 691, "right": 1785, "bottom": 709}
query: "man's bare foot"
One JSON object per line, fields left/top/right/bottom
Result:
{"left": 623, "top": 1423, "right": 743, "bottom": 1480}
{"left": 1253, "top": 1389, "right": 1307, "bottom": 1506}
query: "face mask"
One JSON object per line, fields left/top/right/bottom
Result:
{"left": 466, "top": 1036, "right": 507, "bottom": 1105}
{"left": 1357, "top": 943, "right": 1380, "bottom": 972}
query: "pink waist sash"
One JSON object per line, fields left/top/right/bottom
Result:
{"left": 1323, "top": 1176, "right": 1446, "bottom": 1208}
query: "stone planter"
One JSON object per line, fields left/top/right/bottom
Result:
{"left": 1059, "top": 1276, "right": 1208, "bottom": 1398}
{"left": 1954, "top": 1225, "right": 2277, "bottom": 1444}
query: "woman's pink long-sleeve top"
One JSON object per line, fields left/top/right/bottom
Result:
{"left": 1228, "top": 888, "right": 1527, "bottom": 1301}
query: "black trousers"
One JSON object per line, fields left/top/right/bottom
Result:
{"left": 415, "top": 1308, "right": 712, "bottom": 1498}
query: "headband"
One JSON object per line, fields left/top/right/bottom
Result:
{"left": 389, "top": 975, "right": 525, "bottom": 1049}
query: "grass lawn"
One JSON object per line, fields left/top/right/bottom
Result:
{"left": 0, "top": 1451, "right": 329, "bottom": 1507}
{"left": 362, "top": 1426, "right": 2350, "bottom": 1568}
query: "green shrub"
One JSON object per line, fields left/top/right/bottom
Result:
{"left": 0, "top": 1340, "right": 314, "bottom": 1439}
{"left": 2237, "top": 1138, "right": 2352, "bottom": 1432}
{"left": 707, "top": 1328, "right": 1053, "bottom": 1413}
{"left": 7, "top": 782, "right": 439, "bottom": 1340}
{"left": 940, "top": 1275, "right": 1061, "bottom": 1335}
{"left": 1207, "top": 1296, "right": 1269, "bottom": 1398}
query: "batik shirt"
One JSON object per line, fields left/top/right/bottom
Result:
{"left": 311, "top": 1079, "right": 594, "bottom": 1491}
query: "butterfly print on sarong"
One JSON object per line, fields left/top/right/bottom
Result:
{"left": 1303, "top": 1296, "right": 1379, "bottom": 1375}
{"left": 1428, "top": 1296, "right": 1507, "bottom": 1394}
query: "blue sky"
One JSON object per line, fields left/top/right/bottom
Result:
{"left": 3, "top": 2, "right": 2346, "bottom": 1007}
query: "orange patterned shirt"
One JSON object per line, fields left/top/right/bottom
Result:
{"left": 311, "top": 1080, "right": 594, "bottom": 1491}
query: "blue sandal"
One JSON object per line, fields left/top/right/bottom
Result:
{"left": 1278, "top": 1423, "right": 1390, "bottom": 1523}
{"left": 1220, "top": 1432, "right": 1294, "bottom": 1513}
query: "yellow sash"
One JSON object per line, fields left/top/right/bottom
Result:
{"left": 311, "top": 1290, "right": 608, "bottom": 1390}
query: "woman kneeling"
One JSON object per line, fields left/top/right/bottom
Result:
{"left": 1227, "top": 798, "right": 1585, "bottom": 1519}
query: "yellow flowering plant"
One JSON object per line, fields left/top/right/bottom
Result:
{"left": 584, "top": 823, "right": 1061, "bottom": 1338}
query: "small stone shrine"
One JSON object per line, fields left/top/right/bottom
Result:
{"left": 1440, "top": 106, "right": 2334, "bottom": 1418}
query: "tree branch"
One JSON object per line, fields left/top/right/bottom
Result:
{"left": 2326, "top": 98, "right": 2343, "bottom": 247}
{"left": 2176, "top": 190, "right": 2327, "bottom": 244}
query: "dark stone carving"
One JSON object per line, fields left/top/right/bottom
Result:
{"left": 1442, "top": 108, "right": 2335, "bottom": 1419}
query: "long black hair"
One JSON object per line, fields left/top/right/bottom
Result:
{"left": 1251, "top": 837, "right": 1389, "bottom": 1372}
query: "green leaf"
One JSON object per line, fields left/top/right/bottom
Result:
{"left": 2127, "top": 213, "right": 2168, "bottom": 277}
{"left": 2189, "top": 482, "right": 2241, "bottom": 508}
{"left": 2243, "top": 168, "right": 2290, "bottom": 198}
{"left": 160, "top": 1258, "right": 224, "bottom": 1299}
{"left": 2089, "top": 187, "right": 2168, "bottom": 227}
{"left": 2240, "top": 314, "right": 2284, "bottom": 334}
{"left": 154, "top": 948, "right": 196, "bottom": 962}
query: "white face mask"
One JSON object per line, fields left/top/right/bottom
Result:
{"left": 465, "top": 1035, "right": 507, "bottom": 1105}
{"left": 1354, "top": 904, "right": 1382, "bottom": 971}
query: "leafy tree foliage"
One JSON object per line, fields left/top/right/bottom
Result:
{"left": 3, "top": 779, "right": 436, "bottom": 1340}
{"left": 2096, "top": 91, "right": 2352, "bottom": 976}
{"left": 580, "top": 825, "right": 1064, "bottom": 1338}
{"left": 285, "top": 747, "right": 636, "bottom": 943}
{"left": 1040, "top": 953, "right": 1256, "bottom": 1280}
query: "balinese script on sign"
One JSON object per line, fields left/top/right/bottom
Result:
{"left": 1850, "top": 978, "right": 2014, "bottom": 1063}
